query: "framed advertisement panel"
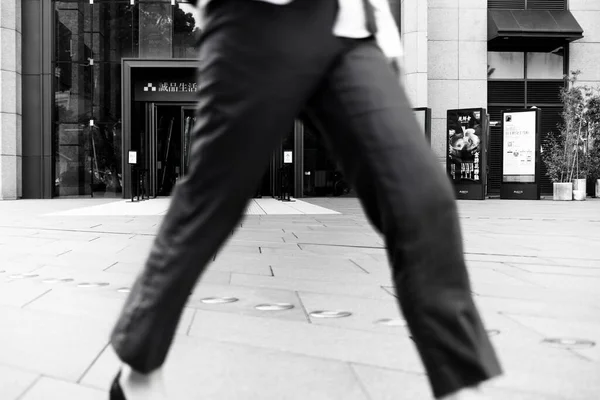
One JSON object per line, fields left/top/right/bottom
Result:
{"left": 500, "top": 109, "right": 542, "bottom": 200}
{"left": 447, "top": 108, "right": 488, "bottom": 200}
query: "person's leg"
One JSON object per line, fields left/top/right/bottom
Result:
{"left": 110, "top": 0, "right": 340, "bottom": 375}
{"left": 306, "top": 39, "right": 502, "bottom": 399}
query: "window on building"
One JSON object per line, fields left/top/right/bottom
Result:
{"left": 488, "top": 50, "right": 564, "bottom": 80}
{"left": 488, "top": 52, "right": 525, "bottom": 80}
{"left": 488, "top": 0, "right": 566, "bottom": 10}
{"left": 526, "top": 51, "right": 564, "bottom": 79}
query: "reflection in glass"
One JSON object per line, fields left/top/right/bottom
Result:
{"left": 53, "top": 1, "right": 126, "bottom": 197}
{"left": 89, "top": 122, "right": 123, "bottom": 196}
{"left": 182, "top": 107, "right": 196, "bottom": 175}
{"left": 54, "top": 63, "right": 93, "bottom": 123}
{"left": 54, "top": 123, "right": 90, "bottom": 196}
{"left": 95, "top": 3, "right": 138, "bottom": 61}
{"left": 54, "top": 1, "right": 93, "bottom": 63}
{"left": 174, "top": 2, "right": 202, "bottom": 58}
{"left": 139, "top": 1, "right": 173, "bottom": 58}
{"left": 487, "top": 52, "right": 525, "bottom": 80}
{"left": 526, "top": 51, "right": 564, "bottom": 79}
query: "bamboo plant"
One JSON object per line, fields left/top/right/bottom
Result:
{"left": 542, "top": 71, "right": 600, "bottom": 184}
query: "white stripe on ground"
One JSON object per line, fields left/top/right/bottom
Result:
{"left": 45, "top": 198, "right": 340, "bottom": 216}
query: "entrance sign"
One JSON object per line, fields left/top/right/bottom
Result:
{"left": 283, "top": 151, "right": 293, "bottom": 164}
{"left": 133, "top": 67, "right": 197, "bottom": 102}
{"left": 446, "top": 108, "right": 488, "bottom": 200}
{"left": 128, "top": 151, "right": 137, "bottom": 165}
{"left": 500, "top": 109, "right": 542, "bottom": 200}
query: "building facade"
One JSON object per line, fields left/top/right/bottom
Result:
{"left": 0, "top": 0, "right": 598, "bottom": 200}
{"left": 400, "top": 0, "right": 598, "bottom": 195}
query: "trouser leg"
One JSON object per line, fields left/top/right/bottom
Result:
{"left": 307, "top": 39, "right": 502, "bottom": 398}
{"left": 110, "top": 0, "right": 340, "bottom": 373}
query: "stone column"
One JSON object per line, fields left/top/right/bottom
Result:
{"left": 0, "top": 0, "right": 22, "bottom": 200}
{"left": 401, "top": 0, "right": 428, "bottom": 109}
{"left": 427, "top": 0, "right": 487, "bottom": 163}
{"left": 569, "top": 0, "right": 600, "bottom": 88}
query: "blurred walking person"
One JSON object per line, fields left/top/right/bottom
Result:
{"left": 109, "top": 1, "right": 502, "bottom": 399}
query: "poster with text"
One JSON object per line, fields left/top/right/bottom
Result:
{"left": 447, "top": 109, "right": 484, "bottom": 183}
{"left": 502, "top": 111, "right": 536, "bottom": 183}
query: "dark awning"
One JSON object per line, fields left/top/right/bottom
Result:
{"left": 488, "top": 10, "right": 584, "bottom": 52}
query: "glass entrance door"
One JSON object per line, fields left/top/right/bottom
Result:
{"left": 145, "top": 103, "right": 195, "bottom": 197}
{"left": 181, "top": 106, "right": 196, "bottom": 177}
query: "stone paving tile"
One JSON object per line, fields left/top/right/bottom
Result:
{"left": 219, "top": 244, "right": 261, "bottom": 255}
{"left": 474, "top": 296, "right": 600, "bottom": 322}
{"left": 0, "top": 280, "right": 53, "bottom": 308}
{"left": 1, "top": 197, "right": 600, "bottom": 398}
{"left": 27, "top": 265, "right": 137, "bottom": 287}
{"left": 188, "top": 282, "right": 307, "bottom": 322}
{"left": 464, "top": 253, "right": 556, "bottom": 266}
{"left": 0, "top": 363, "right": 40, "bottom": 400}
{"left": 271, "top": 265, "right": 390, "bottom": 286}
{"left": 350, "top": 364, "right": 431, "bottom": 400}
{"left": 230, "top": 273, "right": 390, "bottom": 300}
{"left": 0, "top": 305, "right": 110, "bottom": 381}
{"left": 352, "top": 363, "right": 574, "bottom": 400}
{"left": 0, "top": 238, "right": 58, "bottom": 253}
{"left": 466, "top": 268, "right": 542, "bottom": 287}
{"left": 346, "top": 257, "right": 389, "bottom": 274}
{"left": 214, "top": 252, "right": 367, "bottom": 271}
{"left": 21, "top": 285, "right": 124, "bottom": 321}
{"left": 231, "top": 230, "right": 292, "bottom": 241}
{"left": 509, "top": 273, "right": 600, "bottom": 294}
{"left": 205, "top": 261, "right": 273, "bottom": 277}
{"left": 187, "top": 309, "right": 425, "bottom": 373}
{"left": 289, "top": 232, "right": 381, "bottom": 245}
{"left": 298, "top": 244, "right": 387, "bottom": 258}
{"left": 256, "top": 247, "right": 311, "bottom": 256}
{"left": 504, "top": 314, "right": 600, "bottom": 363}
{"left": 506, "top": 263, "right": 600, "bottom": 277}
{"left": 23, "top": 284, "right": 197, "bottom": 337}
{"left": 20, "top": 377, "right": 105, "bottom": 400}
{"left": 487, "top": 351, "right": 599, "bottom": 400}
{"left": 297, "top": 292, "right": 405, "bottom": 334}
{"left": 542, "top": 257, "right": 600, "bottom": 269}
{"left": 82, "top": 337, "right": 368, "bottom": 400}
{"left": 25, "top": 252, "right": 121, "bottom": 270}
{"left": 473, "top": 281, "right": 598, "bottom": 306}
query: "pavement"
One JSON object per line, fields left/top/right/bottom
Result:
{"left": 0, "top": 196, "right": 599, "bottom": 399}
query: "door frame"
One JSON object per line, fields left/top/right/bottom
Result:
{"left": 122, "top": 59, "right": 198, "bottom": 199}
{"left": 122, "top": 59, "right": 305, "bottom": 199}
{"left": 146, "top": 102, "right": 195, "bottom": 197}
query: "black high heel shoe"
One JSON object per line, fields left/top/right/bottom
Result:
{"left": 110, "top": 370, "right": 126, "bottom": 400}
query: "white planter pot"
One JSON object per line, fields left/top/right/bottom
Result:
{"left": 573, "top": 190, "right": 586, "bottom": 201}
{"left": 553, "top": 182, "right": 573, "bottom": 201}
{"left": 573, "top": 178, "right": 587, "bottom": 201}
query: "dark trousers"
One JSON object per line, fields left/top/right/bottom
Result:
{"left": 110, "top": 0, "right": 501, "bottom": 397}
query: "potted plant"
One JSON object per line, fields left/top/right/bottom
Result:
{"left": 543, "top": 71, "right": 600, "bottom": 201}
{"left": 589, "top": 146, "right": 600, "bottom": 197}
{"left": 584, "top": 91, "right": 600, "bottom": 197}
{"left": 543, "top": 132, "right": 575, "bottom": 201}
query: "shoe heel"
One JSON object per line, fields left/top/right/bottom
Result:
{"left": 110, "top": 370, "right": 126, "bottom": 400}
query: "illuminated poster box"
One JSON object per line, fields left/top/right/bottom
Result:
{"left": 500, "top": 109, "right": 542, "bottom": 200}
{"left": 446, "top": 108, "right": 488, "bottom": 200}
